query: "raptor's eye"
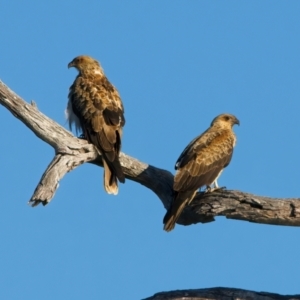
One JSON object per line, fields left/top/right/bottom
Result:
{"left": 224, "top": 116, "right": 230, "bottom": 121}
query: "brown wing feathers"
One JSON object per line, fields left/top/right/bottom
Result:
{"left": 68, "top": 55, "right": 125, "bottom": 195}
{"left": 163, "top": 113, "right": 239, "bottom": 231}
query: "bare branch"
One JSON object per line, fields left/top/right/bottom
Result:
{"left": 0, "top": 80, "right": 174, "bottom": 207}
{"left": 1, "top": 79, "right": 300, "bottom": 228}
{"left": 143, "top": 287, "right": 300, "bottom": 300}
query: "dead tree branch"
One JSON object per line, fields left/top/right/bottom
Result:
{"left": 143, "top": 287, "right": 300, "bottom": 300}
{"left": 1, "top": 79, "right": 300, "bottom": 227}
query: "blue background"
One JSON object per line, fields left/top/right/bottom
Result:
{"left": 1, "top": 1, "right": 299, "bottom": 299}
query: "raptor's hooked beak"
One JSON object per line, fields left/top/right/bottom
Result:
{"left": 235, "top": 118, "right": 240, "bottom": 126}
{"left": 68, "top": 61, "right": 75, "bottom": 69}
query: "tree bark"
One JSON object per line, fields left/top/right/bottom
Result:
{"left": 1, "top": 79, "right": 300, "bottom": 226}
{"left": 143, "top": 287, "right": 300, "bottom": 300}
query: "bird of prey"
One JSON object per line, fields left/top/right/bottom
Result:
{"left": 66, "top": 55, "right": 125, "bottom": 195}
{"left": 163, "top": 113, "right": 239, "bottom": 232}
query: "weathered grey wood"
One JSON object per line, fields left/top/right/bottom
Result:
{"left": 0, "top": 80, "right": 174, "bottom": 207}
{"left": 185, "top": 189, "right": 300, "bottom": 226}
{"left": 1, "top": 79, "right": 300, "bottom": 228}
{"left": 142, "top": 287, "right": 300, "bottom": 300}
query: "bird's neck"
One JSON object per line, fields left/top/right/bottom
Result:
{"left": 212, "top": 124, "right": 232, "bottom": 130}
{"left": 80, "top": 67, "right": 104, "bottom": 77}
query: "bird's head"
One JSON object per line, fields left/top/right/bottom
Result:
{"left": 68, "top": 55, "right": 104, "bottom": 75}
{"left": 211, "top": 113, "right": 240, "bottom": 128}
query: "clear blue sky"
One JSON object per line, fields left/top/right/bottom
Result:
{"left": 1, "top": 1, "right": 300, "bottom": 299}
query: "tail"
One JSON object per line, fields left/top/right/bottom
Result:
{"left": 103, "top": 157, "right": 125, "bottom": 195}
{"left": 163, "top": 190, "right": 197, "bottom": 232}
{"left": 84, "top": 127, "right": 125, "bottom": 194}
